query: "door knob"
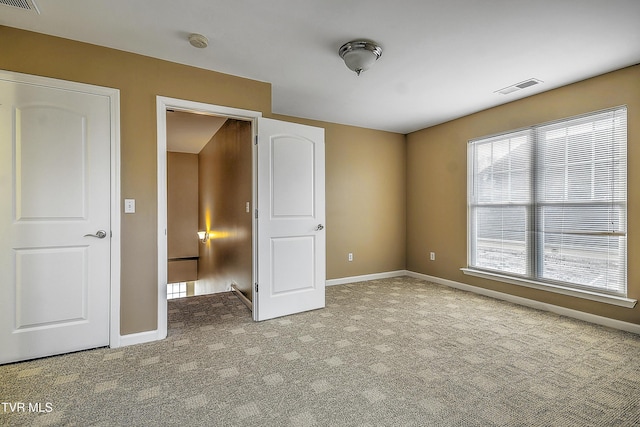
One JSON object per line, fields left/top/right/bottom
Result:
{"left": 84, "top": 230, "right": 107, "bottom": 239}
{"left": 315, "top": 224, "right": 324, "bottom": 231}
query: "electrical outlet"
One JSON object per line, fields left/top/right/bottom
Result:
{"left": 348, "top": 253, "right": 353, "bottom": 262}
{"left": 430, "top": 252, "right": 436, "bottom": 261}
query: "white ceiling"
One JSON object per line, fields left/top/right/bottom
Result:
{"left": 2, "top": 0, "right": 639, "bottom": 134}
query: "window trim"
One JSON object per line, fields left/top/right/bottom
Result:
{"left": 461, "top": 267, "right": 636, "bottom": 308}
{"left": 466, "top": 106, "right": 630, "bottom": 304}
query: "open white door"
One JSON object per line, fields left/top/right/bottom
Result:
{"left": 255, "top": 118, "right": 325, "bottom": 321}
{"left": 0, "top": 72, "right": 115, "bottom": 364}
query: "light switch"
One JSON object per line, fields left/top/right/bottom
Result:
{"left": 124, "top": 199, "right": 136, "bottom": 213}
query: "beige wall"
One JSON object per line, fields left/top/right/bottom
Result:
{"left": 167, "top": 152, "right": 199, "bottom": 283}
{"left": 407, "top": 64, "right": 640, "bottom": 324}
{"left": 167, "top": 259, "right": 197, "bottom": 284}
{"left": 272, "top": 115, "right": 407, "bottom": 279}
{"left": 197, "top": 120, "right": 253, "bottom": 298}
{"left": 167, "top": 152, "right": 199, "bottom": 259}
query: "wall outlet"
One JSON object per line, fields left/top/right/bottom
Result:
{"left": 348, "top": 253, "right": 353, "bottom": 262}
{"left": 430, "top": 252, "right": 436, "bottom": 261}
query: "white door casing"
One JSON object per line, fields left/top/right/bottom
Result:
{"left": 0, "top": 71, "right": 120, "bottom": 364}
{"left": 155, "top": 97, "right": 261, "bottom": 344}
{"left": 256, "top": 117, "right": 326, "bottom": 321}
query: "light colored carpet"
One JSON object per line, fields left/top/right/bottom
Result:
{"left": 1, "top": 277, "right": 639, "bottom": 426}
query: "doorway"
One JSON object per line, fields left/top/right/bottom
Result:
{"left": 157, "top": 97, "right": 261, "bottom": 337}
{"left": 166, "top": 113, "right": 253, "bottom": 299}
{"left": 157, "top": 96, "right": 327, "bottom": 333}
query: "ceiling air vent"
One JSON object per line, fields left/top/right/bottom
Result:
{"left": 495, "top": 78, "right": 543, "bottom": 95}
{"left": 0, "top": 0, "right": 40, "bottom": 13}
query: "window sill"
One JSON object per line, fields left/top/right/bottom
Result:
{"left": 461, "top": 268, "right": 637, "bottom": 308}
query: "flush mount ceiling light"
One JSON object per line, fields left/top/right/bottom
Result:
{"left": 188, "top": 33, "right": 209, "bottom": 49}
{"left": 338, "top": 40, "right": 382, "bottom": 76}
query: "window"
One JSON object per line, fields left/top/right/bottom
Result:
{"left": 167, "top": 282, "right": 187, "bottom": 299}
{"left": 467, "top": 107, "right": 627, "bottom": 298}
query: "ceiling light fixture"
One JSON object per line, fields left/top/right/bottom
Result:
{"left": 338, "top": 40, "right": 382, "bottom": 76}
{"left": 188, "top": 33, "right": 209, "bottom": 49}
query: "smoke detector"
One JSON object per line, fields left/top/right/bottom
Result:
{"left": 188, "top": 33, "right": 209, "bottom": 49}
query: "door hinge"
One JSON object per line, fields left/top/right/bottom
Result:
{"left": 255, "top": 283, "right": 258, "bottom": 292}
{"left": 254, "top": 135, "right": 258, "bottom": 145}
{"left": 255, "top": 209, "right": 258, "bottom": 219}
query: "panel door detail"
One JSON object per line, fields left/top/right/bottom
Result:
{"left": 256, "top": 118, "right": 325, "bottom": 321}
{"left": 0, "top": 73, "right": 112, "bottom": 364}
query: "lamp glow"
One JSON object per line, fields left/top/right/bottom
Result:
{"left": 197, "top": 231, "right": 208, "bottom": 243}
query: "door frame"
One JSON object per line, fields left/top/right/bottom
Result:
{"left": 156, "top": 96, "right": 261, "bottom": 337}
{"left": 0, "top": 70, "right": 122, "bottom": 350}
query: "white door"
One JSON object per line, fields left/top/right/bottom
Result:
{"left": 0, "top": 73, "right": 113, "bottom": 364}
{"left": 255, "top": 118, "right": 325, "bottom": 321}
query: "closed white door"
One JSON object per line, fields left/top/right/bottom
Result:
{"left": 256, "top": 118, "right": 325, "bottom": 321}
{"left": 0, "top": 73, "right": 113, "bottom": 364}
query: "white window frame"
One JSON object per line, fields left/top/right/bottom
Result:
{"left": 463, "top": 107, "right": 636, "bottom": 308}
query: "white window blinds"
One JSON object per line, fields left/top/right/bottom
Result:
{"left": 468, "top": 106, "right": 627, "bottom": 296}
{"left": 469, "top": 131, "right": 532, "bottom": 276}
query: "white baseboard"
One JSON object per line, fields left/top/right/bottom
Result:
{"left": 115, "top": 329, "right": 166, "bottom": 348}
{"left": 406, "top": 271, "right": 640, "bottom": 335}
{"left": 326, "top": 270, "right": 408, "bottom": 287}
